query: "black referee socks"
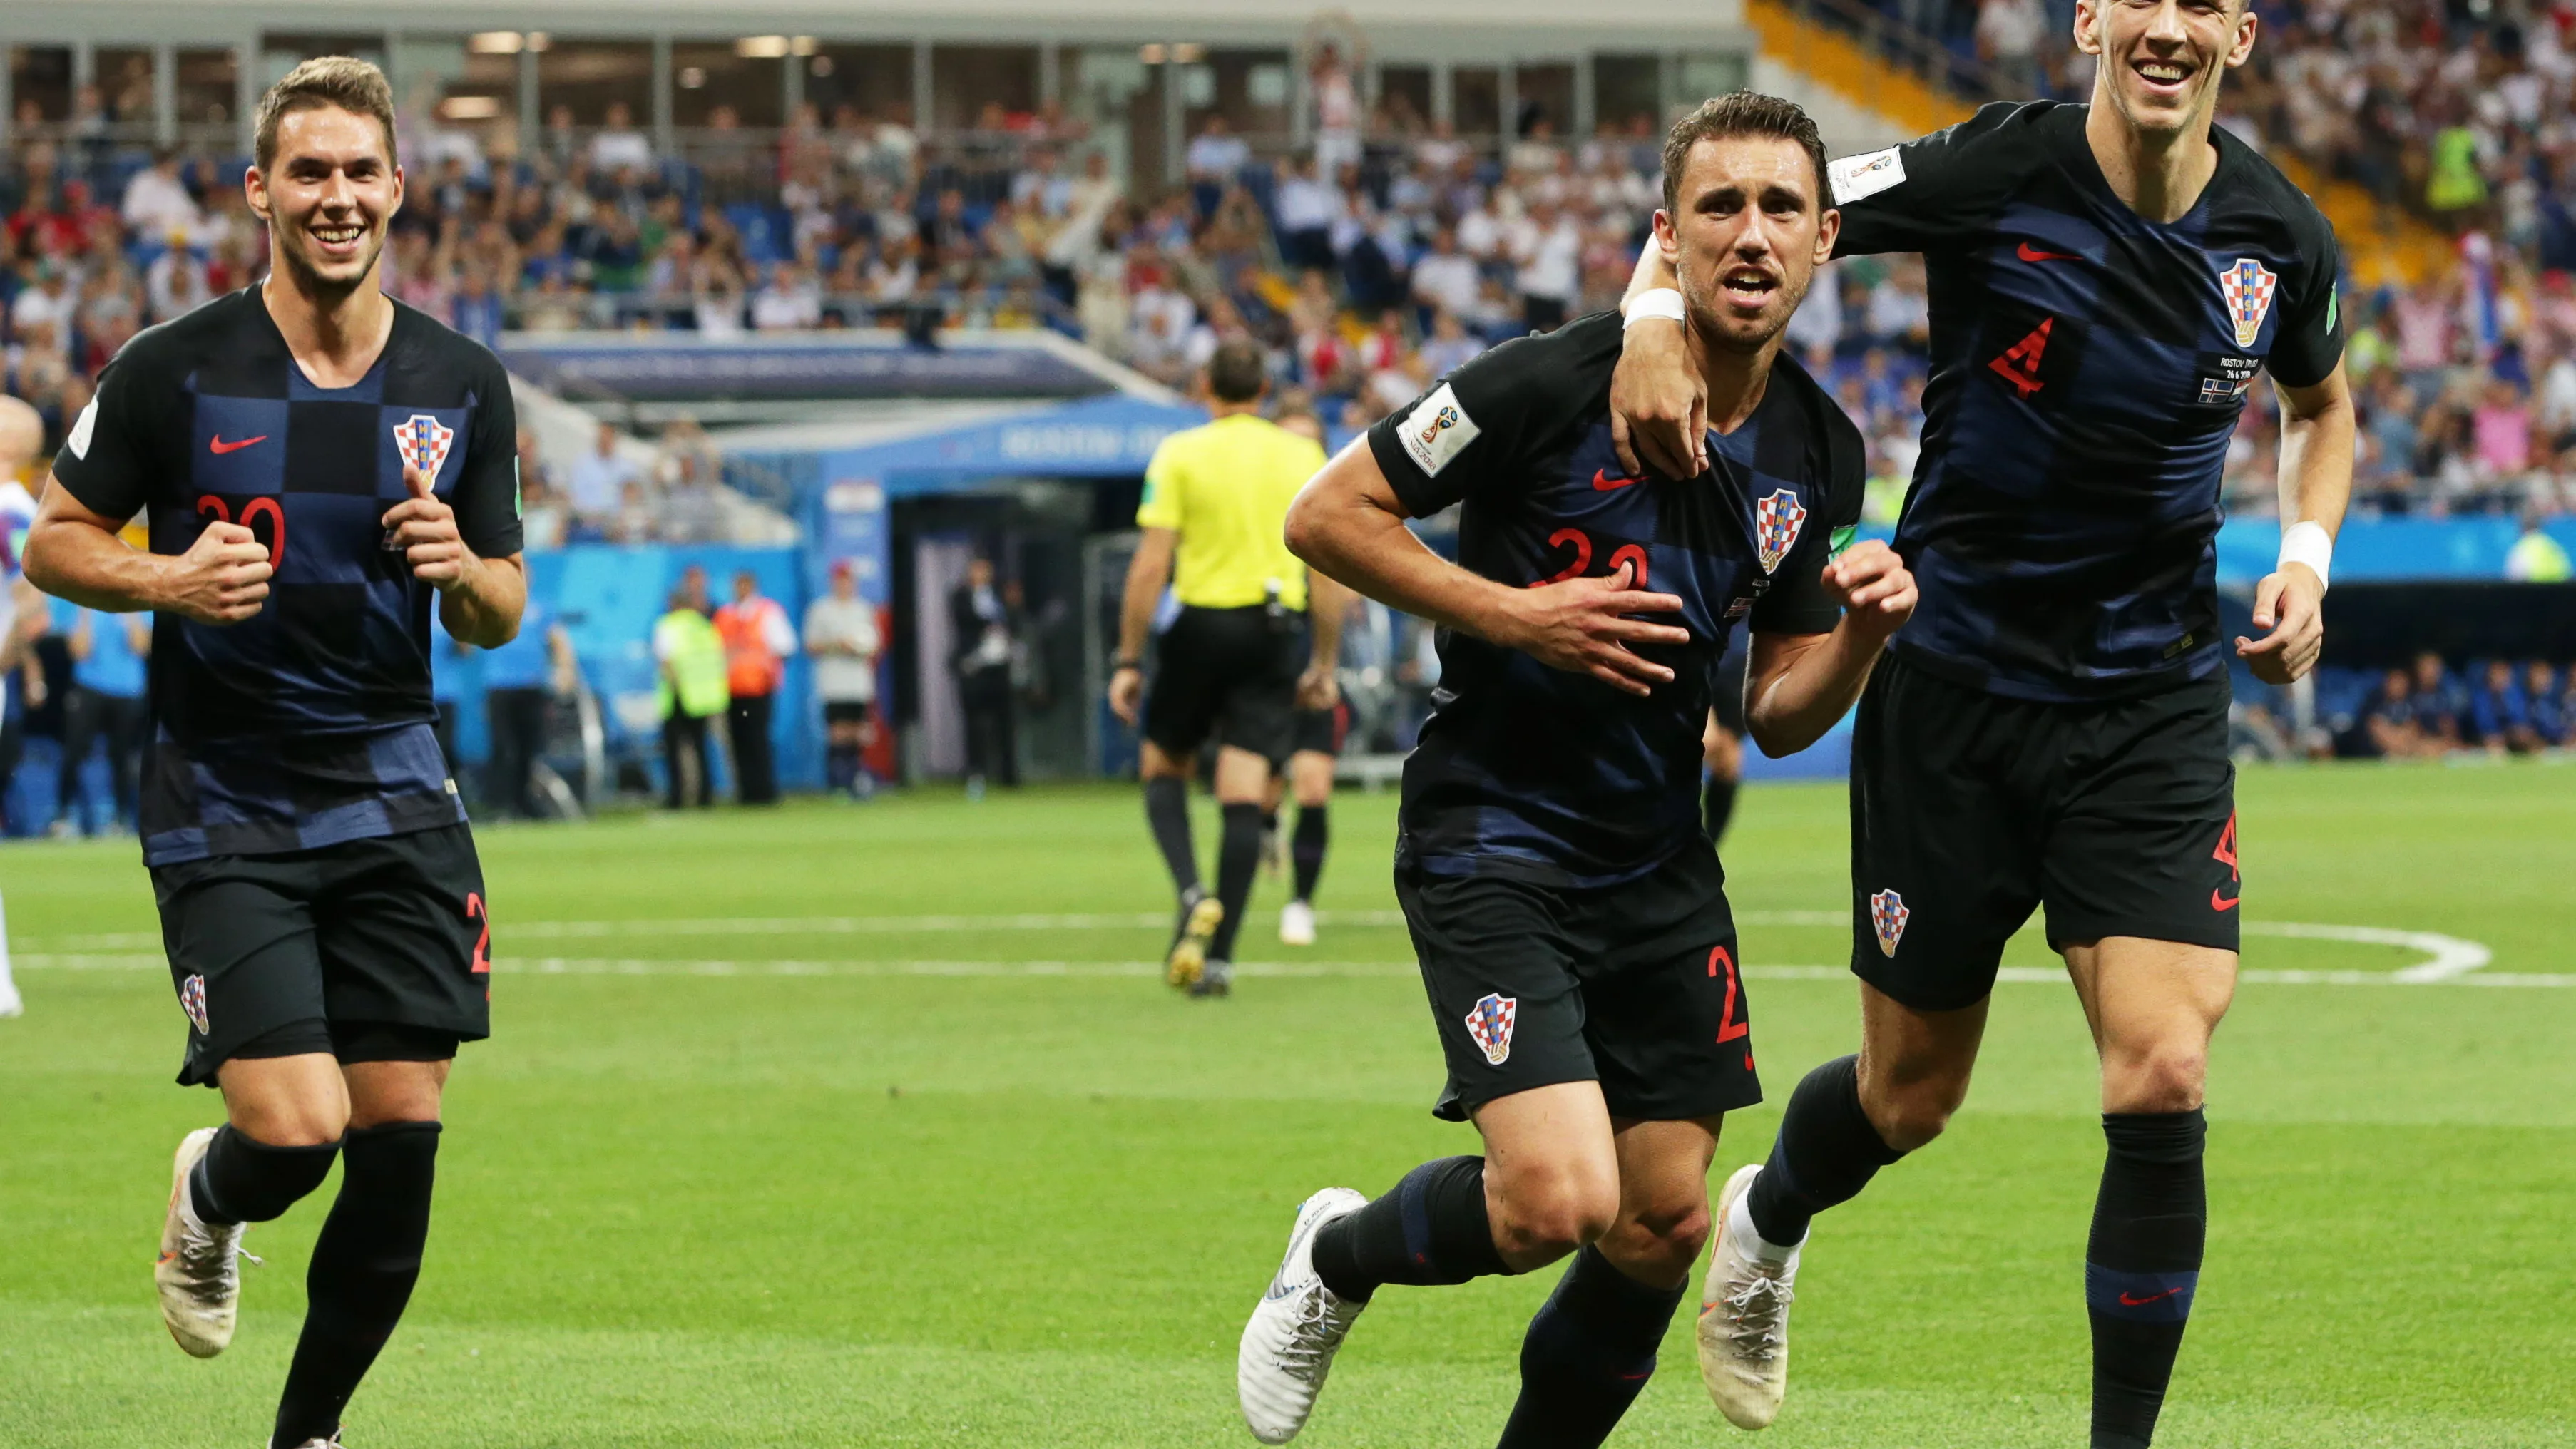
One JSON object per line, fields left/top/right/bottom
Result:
{"left": 1290, "top": 804, "right": 1329, "bottom": 903}
{"left": 1496, "top": 1244, "right": 1687, "bottom": 1449}
{"left": 1209, "top": 802, "right": 1264, "bottom": 964}
{"left": 1143, "top": 777, "right": 1200, "bottom": 897}
{"left": 190, "top": 1125, "right": 340, "bottom": 1227}
{"left": 273, "top": 1120, "right": 443, "bottom": 1449}
{"left": 1746, "top": 1054, "right": 1907, "bottom": 1248}
{"left": 1312, "top": 1155, "right": 1511, "bottom": 1301}
{"left": 2087, "top": 1108, "right": 2207, "bottom": 1449}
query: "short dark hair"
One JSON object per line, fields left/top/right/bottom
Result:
{"left": 1207, "top": 339, "right": 1269, "bottom": 404}
{"left": 1660, "top": 92, "right": 1829, "bottom": 217}
{"left": 255, "top": 56, "right": 398, "bottom": 173}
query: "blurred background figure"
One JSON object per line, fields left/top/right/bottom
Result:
{"left": 49, "top": 599, "right": 148, "bottom": 837}
{"left": 715, "top": 570, "right": 797, "bottom": 806}
{"left": 481, "top": 600, "right": 579, "bottom": 821}
{"left": 653, "top": 568, "right": 728, "bottom": 809}
{"left": 804, "top": 560, "right": 881, "bottom": 801}
{"left": 949, "top": 555, "right": 1021, "bottom": 799}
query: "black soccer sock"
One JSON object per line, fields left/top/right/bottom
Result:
{"left": 272, "top": 1121, "right": 441, "bottom": 1449}
{"left": 1745, "top": 1055, "right": 1906, "bottom": 1248}
{"left": 1208, "top": 802, "right": 1264, "bottom": 963}
{"left": 1143, "top": 777, "right": 1200, "bottom": 896}
{"left": 1495, "top": 1244, "right": 1689, "bottom": 1449}
{"left": 189, "top": 1125, "right": 339, "bottom": 1227}
{"left": 2087, "top": 1109, "right": 2207, "bottom": 1449}
{"left": 1290, "top": 804, "right": 1329, "bottom": 902}
{"left": 825, "top": 742, "right": 857, "bottom": 792}
{"left": 1703, "top": 772, "right": 1739, "bottom": 843}
{"left": 1310, "top": 1155, "right": 1512, "bottom": 1302}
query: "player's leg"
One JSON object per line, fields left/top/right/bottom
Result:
{"left": 1497, "top": 1114, "right": 1719, "bottom": 1449}
{"left": 1198, "top": 743, "right": 1274, "bottom": 993}
{"left": 1138, "top": 617, "right": 1227, "bottom": 983}
{"left": 270, "top": 1053, "right": 452, "bottom": 1449}
{"left": 1284, "top": 744, "right": 1333, "bottom": 923}
{"left": 1197, "top": 624, "right": 1299, "bottom": 993}
{"left": 2040, "top": 673, "right": 2242, "bottom": 1449}
{"left": 56, "top": 683, "right": 98, "bottom": 834}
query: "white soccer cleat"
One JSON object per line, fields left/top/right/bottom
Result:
{"left": 1697, "top": 1163, "right": 1801, "bottom": 1430}
{"left": 280, "top": 1438, "right": 343, "bottom": 1448}
{"left": 0, "top": 978, "right": 21, "bottom": 1018}
{"left": 155, "top": 1127, "right": 256, "bottom": 1358}
{"left": 1238, "top": 1187, "right": 1369, "bottom": 1444}
{"left": 1278, "top": 900, "right": 1317, "bottom": 947}
{"left": 1167, "top": 895, "right": 1225, "bottom": 990}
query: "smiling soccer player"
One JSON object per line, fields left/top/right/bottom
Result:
{"left": 21, "top": 56, "right": 525, "bottom": 1449}
{"left": 1611, "top": 2, "right": 2358, "bottom": 1445}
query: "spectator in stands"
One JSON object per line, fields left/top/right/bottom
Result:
{"left": 2409, "top": 650, "right": 2465, "bottom": 752}
{"left": 589, "top": 101, "right": 653, "bottom": 173}
{"left": 2528, "top": 662, "right": 2569, "bottom": 747}
{"left": 1515, "top": 198, "right": 1583, "bottom": 334}
{"left": 453, "top": 262, "right": 504, "bottom": 348}
{"left": 805, "top": 560, "right": 882, "bottom": 800}
{"left": 1976, "top": 0, "right": 2049, "bottom": 99}
{"left": 752, "top": 257, "right": 824, "bottom": 332}
{"left": 1309, "top": 42, "right": 1361, "bottom": 178}
{"left": 481, "top": 601, "right": 577, "bottom": 820}
{"left": 1187, "top": 116, "right": 1252, "bottom": 218}
{"left": 2352, "top": 667, "right": 2422, "bottom": 759}
{"left": 2469, "top": 658, "right": 2536, "bottom": 754}
{"left": 119, "top": 148, "right": 201, "bottom": 238}
{"left": 1410, "top": 226, "right": 1480, "bottom": 322}
{"left": 949, "top": 555, "right": 1021, "bottom": 799}
{"left": 145, "top": 235, "right": 212, "bottom": 323}
{"left": 51, "top": 600, "right": 147, "bottom": 834}
{"left": 653, "top": 568, "right": 728, "bottom": 810}
{"left": 568, "top": 421, "right": 638, "bottom": 527}
{"left": 715, "top": 569, "right": 797, "bottom": 805}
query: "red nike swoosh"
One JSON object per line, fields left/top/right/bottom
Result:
{"left": 2119, "top": 1289, "right": 2184, "bottom": 1307}
{"left": 2017, "top": 242, "right": 2079, "bottom": 262}
{"left": 2211, "top": 889, "right": 2239, "bottom": 911}
{"left": 209, "top": 434, "right": 268, "bottom": 455}
{"left": 1592, "top": 469, "right": 1642, "bottom": 491}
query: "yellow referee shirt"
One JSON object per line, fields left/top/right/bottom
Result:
{"left": 1135, "top": 412, "right": 1328, "bottom": 612}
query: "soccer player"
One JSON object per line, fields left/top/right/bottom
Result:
{"left": 1610, "top": 6, "right": 2357, "bottom": 1443}
{"left": 1238, "top": 95, "right": 1916, "bottom": 1447}
{"left": 0, "top": 395, "right": 43, "bottom": 1018}
{"left": 1108, "top": 340, "right": 1346, "bottom": 995}
{"left": 1262, "top": 405, "right": 1340, "bottom": 948}
{"left": 21, "top": 57, "right": 526, "bottom": 1449}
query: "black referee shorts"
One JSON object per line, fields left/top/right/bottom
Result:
{"left": 1143, "top": 605, "right": 1303, "bottom": 764}
{"left": 152, "top": 824, "right": 492, "bottom": 1087}
{"left": 1849, "top": 652, "right": 2241, "bottom": 1012}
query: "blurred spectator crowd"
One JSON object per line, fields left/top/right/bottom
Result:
{"left": 4, "top": 19, "right": 2576, "bottom": 536}
{"left": 2324, "top": 651, "right": 2574, "bottom": 759}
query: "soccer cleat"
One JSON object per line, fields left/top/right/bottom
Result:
{"left": 1238, "top": 1187, "right": 1369, "bottom": 1444}
{"left": 1166, "top": 894, "right": 1225, "bottom": 990}
{"left": 155, "top": 1127, "right": 257, "bottom": 1358}
{"left": 1191, "top": 960, "right": 1235, "bottom": 998}
{"left": 0, "top": 978, "right": 21, "bottom": 1018}
{"left": 1278, "top": 900, "right": 1317, "bottom": 948}
{"left": 1697, "top": 1163, "right": 1801, "bottom": 1430}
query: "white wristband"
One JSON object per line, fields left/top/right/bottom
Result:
{"left": 1622, "top": 287, "right": 1686, "bottom": 328}
{"left": 2277, "top": 520, "right": 2332, "bottom": 592}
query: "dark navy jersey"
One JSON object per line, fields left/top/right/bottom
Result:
{"left": 1369, "top": 312, "right": 1862, "bottom": 888}
{"left": 1826, "top": 101, "right": 2344, "bottom": 702}
{"left": 51, "top": 288, "right": 523, "bottom": 866}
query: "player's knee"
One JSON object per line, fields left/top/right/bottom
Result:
{"left": 1602, "top": 1198, "right": 1711, "bottom": 1280}
{"left": 1492, "top": 1179, "right": 1621, "bottom": 1264}
{"left": 2104, "top": 1041, "right": 2208, "bottom": 1115}
{"left": 233, "top": 1098, "right": 349, "bottom": 1147}
{"left": 1867, "top": 1075, "right": 1968, "bottom": 1152}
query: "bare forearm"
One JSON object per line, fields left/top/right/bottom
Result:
{"left": 1621, "top": 240, "right": 1679, "bottom": 308}
{"left": 436, "top": 553, "right": 527, "bottom": 647}
{"left": 24, "top": 518, "right": 171, "bottom": 613}
{"left": 1116, "top": 558, "right": 1165, "bottom": 664}
{"left": 1306, "top": 571, "right": 1351, "bottom": 670}
{"left": 1292, "top": 496, "right": 1517, "bottom": 646}
{"left": 2276, "top": 401, "right": 2354, "bottom": 533}
{"left": 1746, "top": 625, "right": 1884, "bottom": 757}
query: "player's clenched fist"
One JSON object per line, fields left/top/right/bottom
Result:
{"left": 381, "top": 461, "right": 471, "bottom": 590}
{"left": 168, "top": 519, "right": 274, "bottom": 625}
{"left": 1496, "top": 558, "right": 1691, "bottom": 697}
{"left": 1821, "top": 541, "right": 1916, "bottom": 641}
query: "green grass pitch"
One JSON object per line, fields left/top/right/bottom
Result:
{"left": 4, "top": 762, "right": 2574, "bottom": 1447}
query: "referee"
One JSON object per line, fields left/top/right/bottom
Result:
{"left": 1109, "top": 339, "right": 1345, "bottom": 997}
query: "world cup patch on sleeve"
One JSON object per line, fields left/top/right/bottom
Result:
{"left": 1398, "top": 383, "right": 1480, "bottom": 477}
{"left": 394, "top": 414, "right": 457, "bottom": 487}
{"left": 1869, "top": 889, "right": 1911, "bottom": 958}
{"left": 179, "top": 974, "right": 210, "bottom": 1035}
{"left": 1829, "top": 147, "right": 1906, "bottom": 205}
{"left": 1463, "top": 993, "right": 1518, "bottom": 1066}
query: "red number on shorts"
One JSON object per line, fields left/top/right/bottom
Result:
{"left": 195, "top": 494, "right": 287, "bottom": 568}
{"left": 2213, "top": 811, "right": 2239, "bottom": 881}
{"left": 465, "top": 892, "right": 491, "bottom": 977}
{"left": 1608, "top": 543, "right": 1648, "bottom": 588}
{"left": 1709, "top": 945, "right": 1753, "bottom": 1070}
{"left": 1531, "top": 527, "right": 1593, "bottom": 586}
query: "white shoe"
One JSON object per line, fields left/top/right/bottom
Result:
{"left": 1696, "top": 1163, "right": 1801, "bottom": 1430}
{"left": 278, "top": 1438, "right": 343, "bottom": 1448}
{"left": 0, "top": 978, "right": 21, "bottom": 1018}
{"left": 155, "top": 1127, "right": 256, "bottom": 1358}
{"left": 1278, "top": 900, "right": 1317, "bottom": 947}
{"left": 1166, "top": 894, "right": 1225, "bottom": 990}
{"left": 1238, "top": 1187, "right": 1369, "bottom": 1444}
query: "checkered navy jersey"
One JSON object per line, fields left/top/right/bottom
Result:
{"left": 1829, "top": 101, "right": 2344, "bottom": 702}
{"left": 51, "top": 290, "right": 523, "bottom": 865}
{"left": 1367, "top": 313, "right": 1862, "bottom": 889}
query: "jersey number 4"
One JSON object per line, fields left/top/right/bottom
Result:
{"left": 1988, "top": 317, "right": 2054, "bottom": 399}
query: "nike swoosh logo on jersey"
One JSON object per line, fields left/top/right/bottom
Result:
{"left": 1591, "top": 469, "right": 1642, "bottom": 491}
{"left": 2211, "top": 889, "right": 2240, "bottom": 911}
{"left": 209, "top": 434, "right": 268, "bottom": 454}
{"left": 2120, "top": 1288, "right": 2184, "bottom": 1306}
{"left": 2017, "top": 242, "right": 2080, "bottom": 263}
